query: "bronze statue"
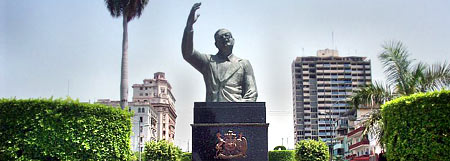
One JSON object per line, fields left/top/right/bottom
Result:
{"left": 182, "top": 3, "right": 258, "bottom": 102}
{"left": 215, "top": 130, "right": 248, "bottom": 159}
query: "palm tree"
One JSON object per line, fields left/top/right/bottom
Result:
{"left": 378, "top": 41, "right": 450, "bottom": 95}
{"left": 351, "top": 40, "right": 450, "bottom": 145}
{"left": 104, "top": 0, "right": 149, "bottom": 109}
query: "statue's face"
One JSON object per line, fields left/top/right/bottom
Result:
{"left": 215, "top": 29, "right": 234, "bottom": 52}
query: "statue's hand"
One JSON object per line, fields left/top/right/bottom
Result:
{"left": 187, "top": 3, "right": 201, "bottom": 27}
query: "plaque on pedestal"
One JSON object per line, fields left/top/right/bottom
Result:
{"left": 191, "top": 102, "right": 269, "bottom": 161}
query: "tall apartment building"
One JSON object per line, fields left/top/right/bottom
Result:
{"left": 292, "top": 49, "right": 371, "bottom": 144}
{"left": 132, "top": 72, "right": 177, "bottom": 142}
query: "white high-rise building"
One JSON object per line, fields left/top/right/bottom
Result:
{"left": 292, "top": 49, "right": 371, "bottom": 144}
{"left": 95, "top": 99, "right": 159, "bottom": 152}
{"left": 96, "top": 72, "right": 177, "bottom": 152}
{"left": 132, "top": 72, "right": 177, "bottom": 142}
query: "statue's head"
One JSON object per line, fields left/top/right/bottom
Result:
{"left": 214, "top": 29, "right": 234, "bottom": 55}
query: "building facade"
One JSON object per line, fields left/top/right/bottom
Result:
{"left": 129, "top": 102, "right": 159, "bottom": 152}
{"left": 345, "top": 108, "right": 382, "bottom": 161}
{"left": 96, "top": 72, "right": 177, "bottom": 152}
{"left": 96, "top": 99, "right": 159, "bottom": 152}
{"left": 292, "top": 49, "right": 372, "bottom": 144}
{"left": 132, "top": 72, "right": 177, "bottom": 142}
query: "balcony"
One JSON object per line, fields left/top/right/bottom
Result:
{"left": 346, "top": 154, "right": 370, "bottom": 161}
{"left": 348, "top": 126, "right": 364, "bottom": 137}
{"left": 348, "top": 139, "right": 369, "bottom": 150}
{"left": 333, "top": 143, "right": 344, "bottom": 149}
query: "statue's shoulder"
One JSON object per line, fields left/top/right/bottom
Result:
{"left": 238, "top": 57, "right": 251, "bottom": 65}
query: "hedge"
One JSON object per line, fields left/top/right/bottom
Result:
{"left": 269, "top": 150, "right": 295, "bottom": 161}
{"left": 180, "top": 152, "right": 192, "bottom": 161}
{"left": 0, "top": 98, "right": 133, "bottom": 160}
{"left": 295, "top": 139, "right": 329, "bottom": 161}
{"left": 381, "top": 90, "right": 450, "bottom": 161}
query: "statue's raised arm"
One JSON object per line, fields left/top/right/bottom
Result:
{"left": 181, "top": 3, "right": 205, "bottom": 72}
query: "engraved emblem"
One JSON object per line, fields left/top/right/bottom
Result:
{"left": 215, "top": 130, "right": 248, "bottom": 159}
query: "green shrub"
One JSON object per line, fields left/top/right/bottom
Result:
{"left": 0, "top": 98, "right": 133, "bottom": 160}
{"left": 269, "top": 150, "right": 295, "bottom": 161}
{"left": 294, "top": 139, "right": 329, "bottom": 161}
{"left": 144, "top": 140, "right": 182, "bottom": 161}
{"left": 131, "top": 151, "right": 145, "bottom": 161}
{"left": 381, "top": 90, "right": 450, "bottom": 161}
{"left": 273, "top": 145, "right": 287, "bottom": 150}
{"left": 180, "top": 152, "right": 192, "bottom": 161}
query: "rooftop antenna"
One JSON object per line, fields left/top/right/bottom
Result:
{"left": 331, "top": 31, "right": 335, "bottom": 50}
{"left": 331, "top": 31, "right": 337, "bottom": 50}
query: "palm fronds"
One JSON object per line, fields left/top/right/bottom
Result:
{"left": 105, "top": 0, "right": 149, "bottom": 22}
{"left": 379, "top": 41, "right": 414, "bottom": 95}
{"left": 351, "top": 81, "right": 393, "bottom": 109}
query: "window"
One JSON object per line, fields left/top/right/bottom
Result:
{"left": 140, "top": 87, "right": 143, "bottom": 90}
{"left": 138, "top": 108, "right": 141, "bottom": 113}
{"left": 139, "top": 93, "right": 143, "bottom": 96}
{"left": 161, "top": 87, "right": 166, "bottom": 93}
{"left": 142, "top": 108, "right": 145, "bottom": 113}
{"left": 140, "top": 137, "right": 143, "bottom": 143}
{"left": 140, "top": 126, "right": 143, "bottom": 133}
{"left": 145, "top": 93, "right": 149, "bottom": 96}
{"left": 145, "top": 87, "right": 148, "bottom": 90}
{"left": 140, "top": 117, "right": 143, "bottom": 122}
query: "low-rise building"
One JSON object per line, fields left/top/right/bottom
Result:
{"left": 345, "top": 108, "right": 382, "bottom": 161}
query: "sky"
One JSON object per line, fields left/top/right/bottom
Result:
{"left": 1, "top": 0, "right": 449, "bottom": 151}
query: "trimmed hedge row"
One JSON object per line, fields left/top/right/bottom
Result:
{"left": 0, "top": 98, "right": 133, "bottom": 160}
{"left": 269, "top": 150, "right": 295, "bottom": 161}
{"left": 381, "top": 90, "right": 450, "bottom": 161}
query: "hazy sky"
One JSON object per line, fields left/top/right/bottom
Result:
{"left": 1, "top": 0, "right": 449, "bottom": 151}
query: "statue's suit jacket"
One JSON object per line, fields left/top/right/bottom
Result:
{"left": 184, "top": 50, "right": 258, "bottom": 102}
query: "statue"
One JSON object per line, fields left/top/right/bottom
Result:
{"left": 181, "top": 3, "right": 258, "bottom": 102}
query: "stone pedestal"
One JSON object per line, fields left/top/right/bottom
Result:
{"left": 191, "top": 102, "right": 269, "bottom": 161}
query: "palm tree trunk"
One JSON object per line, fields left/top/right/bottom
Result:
{"left": 120, "top": 15, "right": 129, "bottom": 110}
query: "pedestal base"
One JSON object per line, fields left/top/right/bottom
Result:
{"left": 191, "top": 102, "right": 269, "bottom": 161}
